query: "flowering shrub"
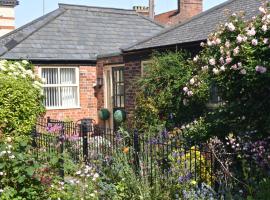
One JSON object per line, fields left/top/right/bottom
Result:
{"left": 0, "top": 60, "right": 44, "bottom": 135}
{"left": 186, "top": 3, "right": 270, "bottom": 137}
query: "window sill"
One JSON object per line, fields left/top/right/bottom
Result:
{"left": 46, "top": 107, "right": 81, "bottom": 111}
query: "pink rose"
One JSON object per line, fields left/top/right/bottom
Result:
{"left": 226, "top": 57, "right": 232, "bottom": 64}
{"left": 183, "top": 87, "right": 189, "bottom": 93}
{"left": 251, "top": 39, "right": 258, "bottom": 46}
{"left": 255, "top": 66, "right": 267, "bottom": 74}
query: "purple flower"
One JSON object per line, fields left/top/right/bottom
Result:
{"left": 255, "top": 66, "right": 267, "bottom": 74}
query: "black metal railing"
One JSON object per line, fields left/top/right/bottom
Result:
{"left": 32, "top": 118, "right": 215, "bottom": 187}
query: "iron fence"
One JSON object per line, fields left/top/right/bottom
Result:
{"left": 32, "top": 117, "right": 215, "bottom": 187}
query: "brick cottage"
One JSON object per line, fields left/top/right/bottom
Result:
{"left": 0, "top": 0, "right": 262, "bottom": 128}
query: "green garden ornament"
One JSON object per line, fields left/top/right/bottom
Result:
{"left": 113, "top": 109, "right": 126, "bottom": 123}
{"left": 98, "top": 108, "right": 110, "bottom": 120}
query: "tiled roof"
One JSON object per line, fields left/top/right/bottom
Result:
{"left": 0, "top": 4, "right": 163, "bottom": 61}
{"left": 124, "top": 0, "right": 265, "bottom": 52}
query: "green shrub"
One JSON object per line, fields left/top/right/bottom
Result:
{"left": 0, "top": 60, "right": 45, "bottom": 135}
{"left": 135, "top": 52, "right": 209, "bottom": 134}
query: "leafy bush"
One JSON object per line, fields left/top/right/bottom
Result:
{"left": 0, "top": 60, "right": 45, "bottom": 135}
{"left": 135, "top": 52, "right": 209, "bottom": 134}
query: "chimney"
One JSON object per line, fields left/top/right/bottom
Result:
{"left": 149, "top": 0, "right": 155, "bottom": 19}
{"left": 133, "top": 6, "right": 150, "bottom": 17}
{"left": 0, "top": 0, "right": 19, "bottom": 36}
{"left": 177, "top": 0, "right": 202, "bottom": 20}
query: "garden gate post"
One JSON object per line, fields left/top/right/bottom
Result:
{"left": 133, "top": 129, "right": 140, "bottom": 174}
{"left": 81, "top": 121, "right": 89, "bottom": 163}
{"left": 58, "top": 125, "right": 65, "bottom": 179}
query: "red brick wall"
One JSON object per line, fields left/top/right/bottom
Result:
{"left": 124, "top": 60, "right": 141, "bottom": 121}
{"left": 155, "top": 0, "right": 202, "bottom": 26}
{"left": 36, "top": 65, "right": 98, "bottom": 122}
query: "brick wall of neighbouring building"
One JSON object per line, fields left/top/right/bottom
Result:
{"left": 40, "top": 65, "right": 98, "bottom": 122}
{"left": 155, "top": 0, "right": 202, "bottom": 26}
{"left": 123, "top": 60, "right": 142, "bottom": 122}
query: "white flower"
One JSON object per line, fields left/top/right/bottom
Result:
{"left": 207, "top": 40, "right": 213, "bottom": 46}
{"left": 22, "top": 60, "right": 29, "bottom": 65}
{"left": 189, "top": 78, "right": 195, "bottom": 85}
{"left": 193, "top": 55, "right": 199, "bottom": 62}
{"left": 6, "top": 137, "right": 12, "bottom": 143}
{"left": 0, "top": 172, "right": 4, "bottom": 176}
{"left": 263, "top": 38, "right": 269, "bottom": 44}
{"left": 183, "top": 87, "right": 189, "bottom": 93}
{"left": 251, "top": 39, "right": 258, "bottom": 46}
{"left": 240, "top": 69, "right": 247, "bottom": 75}
{"left": 262, "top": 24, "right": 268, "bottom": 32}
{"left": 187, "top": 91, "right": 193, "bottom": 97}
{"left": 209, "top": 58, "right": 216, "bottom": 66}
{"left": 201, "top": 65, "right": 208, "bottom": 72}
{"left": 0, "top": 189, "right": 3, "bottom": 193}
{"left": 200, "top": 42, "right": 205, "bottom": 47}
{"left": 220, "top": 66, "right": 226, "bottom": 71}
{"left": 76, "top": 170, "right": 81, "bottom": 175}
{"left": 92, "top": 173, "right": 99, "bottom": 181}
{"left": 9, "top": 155, "right": 15, "bottom": 159}
{"left": 238, "top": 62, "right": 242, "bottom": 67}
{"left": 213, "top": 68, "right": 220, "bottom": 75}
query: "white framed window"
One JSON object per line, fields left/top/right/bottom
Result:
{"left": 40, "top": 67, "right": 80, "bottom": 109}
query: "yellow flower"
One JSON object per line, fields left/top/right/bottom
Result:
{"left": 190, "top": 180, "right": 197, "bottom": 185}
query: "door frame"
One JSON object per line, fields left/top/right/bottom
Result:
{"left": 103, "top": 64, "right": 125, "bottom": 129}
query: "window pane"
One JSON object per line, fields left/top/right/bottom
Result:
{"left": 60, "top": 86, "right": 78, "bottom": 107}
{"left": 60, "top": 68, "right": 76, "bottom": 84}
{"left": 42, "top": 68, "right": 58, "bottom": 84}
{"left": 44, "top": 87, "right": 60, "bottom": 107}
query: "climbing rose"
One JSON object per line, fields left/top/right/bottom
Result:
{"left": 259, "top": 6, "right": 267, "bottom": 14}
{"left": 252, "top": 39, "right": 258, "bottom": 46}
{"left": 233, "top": 46, "right": 240, "bottom": 56}
{"left": 226, "top": 22, "right": 236, "bottom": 31}
{"left": 262, "top": 24, "right": 268, "bottom": 32}
{"left": 255, "top": 66, "right": 267, "bottom": 74}
{"left": 209, "top": 58, "right": 216, "bottom": 66}
{"left": 240, "top": 69, "right": 247, "bottom": 75}
{"left": 263, "top": 38, "right": 269, "bottom": 44}
{"left": 246, "top": 28, "right": 256, "bottom": 36}
{"left": 201, "top": 65, "right": 208, "bottom": 72}
{"left": 220, "top": 65, "right": 226, "bottom": 71}
{"left": 190, "top": 78, "right": 195, "bottom": 85}
{"left": 187, "top": 91, "right": 193, "bottom": 97}
{"left": 183, "top": 87, "right": 189, "bottom": 93}
{"left": 226, "top": 57, "right": 232, "bottom": 64}
{"left": 213, "top": 68, "right": 220, "bottom": 75}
